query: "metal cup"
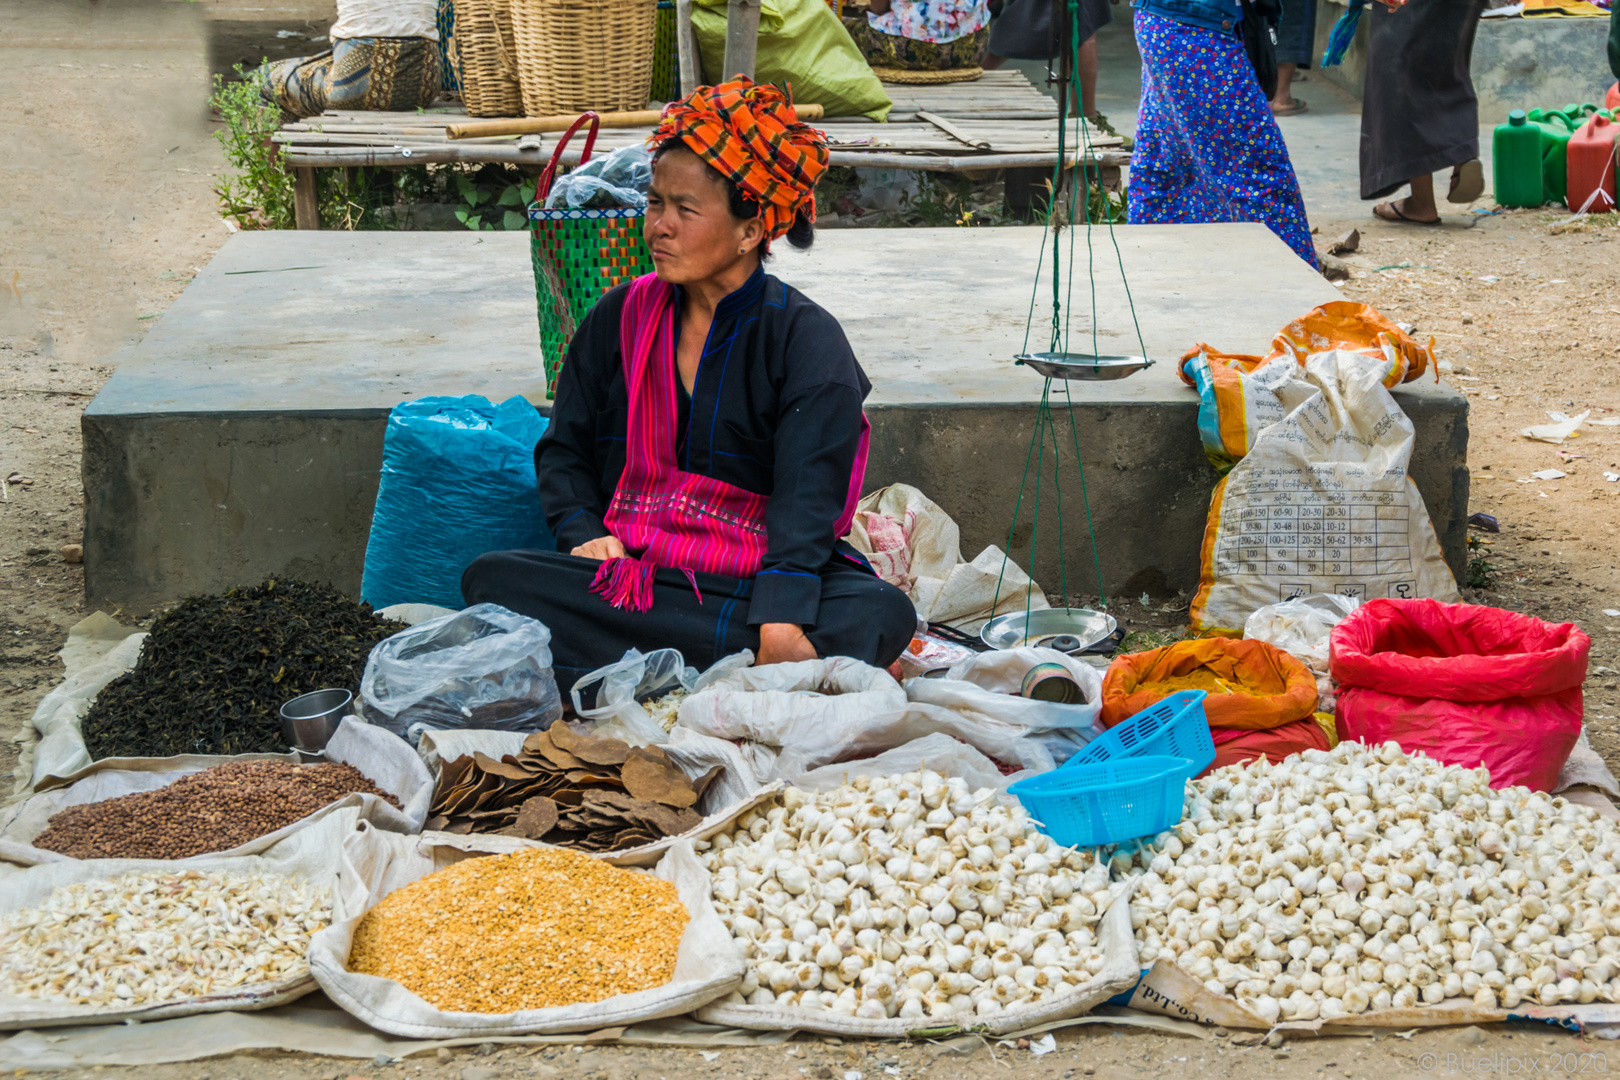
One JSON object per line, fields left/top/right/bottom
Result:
{"left": 279, "top": 688, "right": 353, "bottom": 752}
{"left": 1020, "top": 663, "right": 1086, "bottom": 704}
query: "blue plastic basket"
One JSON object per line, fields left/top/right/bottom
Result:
{"left": 1008, "top": 756, "right": 1194, "bottom": 848}
{"left": 1068, "top": 688, "right": 1215, "bottom": 775}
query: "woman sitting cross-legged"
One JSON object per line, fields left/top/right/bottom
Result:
{"left": 462, "top": 80, "right": 918, "bottom": 689}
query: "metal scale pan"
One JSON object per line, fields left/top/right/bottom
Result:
{"left": 1015, "top": 352, "right": 1154, "bottom": 381}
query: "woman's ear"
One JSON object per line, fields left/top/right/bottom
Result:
{"left": 739, "top": 215, "right": 768, "bottom": 255}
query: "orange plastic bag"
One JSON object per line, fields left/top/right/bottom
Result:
{"left": 1207, "top": 713, "right": 1336, "bottom": 773}
{"left": 1177, "top": 302, "right": 1435, "bottom": 472}
{"left": 1101, "top": 638, "right": 1319, "bottom": 730}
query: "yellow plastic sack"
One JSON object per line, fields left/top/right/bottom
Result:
{"left": 691, "top": 0, "right": 892, "bottom": 120}
{"left": 1178, "top": 302, "right": 1435, "bottom": 471}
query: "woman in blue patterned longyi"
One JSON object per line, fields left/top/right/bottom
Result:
{"left": 1126, "top": 0, "right": 1317, "bottom": 268}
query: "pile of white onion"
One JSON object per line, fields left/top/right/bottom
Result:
{"left": 703, "top": 770, "right": 1114, "bottom": 1020}
{"left": 1124, "top": 740, "right": 1620, "bottom": 1022}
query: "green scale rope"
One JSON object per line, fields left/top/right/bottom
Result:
{"left": 990, "top": 0, "right": 1150, "bottom": 628}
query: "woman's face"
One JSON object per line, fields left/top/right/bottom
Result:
{"left": 644, "top": 148, "right": 765, "bottom": 285}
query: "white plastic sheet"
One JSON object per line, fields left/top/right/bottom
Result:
{"left": 845, "top": 483, "right": 1049, "bottom": 631}
{"left": 0, "top": 718, "right": 433, "bottom": 867}
{"left": 677, "top": 656, "right": 908, "bottom": 758}
{"left": 307, "top": 829, "right": 743, "bottom": 1037}
{"left": 904, "top": 647, "right": 1104, "bottom": 764}
{"left": 0, "top": 809, "right": 358, "bottom": 1031}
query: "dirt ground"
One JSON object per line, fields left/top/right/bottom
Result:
{"left": 5, "top": 0, "right": 1620, "bottom": 1074}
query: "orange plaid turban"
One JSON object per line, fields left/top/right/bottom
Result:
{"left": 651, "top": 78, "right": 829, "bottom": 240}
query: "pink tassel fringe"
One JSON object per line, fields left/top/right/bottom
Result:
{"left": 590, "top": 556, "right": 657, "bottom": 612}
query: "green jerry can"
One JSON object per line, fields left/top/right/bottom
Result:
{"left": 1494, "top": 111, "right": 1546, "bottom": 208}
{"left": 1526, "top": 108, "right": 1575, "bottom": 205}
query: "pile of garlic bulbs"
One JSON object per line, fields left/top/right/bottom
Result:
{"left": 1125, "top": 740, "right": 1620, "bottom": 1023}
{"left": 703, "top": 770, "right": 1115, "bottom": 1020}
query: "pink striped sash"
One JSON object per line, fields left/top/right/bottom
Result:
{"left": 590, "top": 272, "right": 869, "bottom": 612}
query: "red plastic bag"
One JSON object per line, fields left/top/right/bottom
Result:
{"left": 1208, "top": 715, "right": 1336, "bottom": 774}
{"left": 1329, "top": 599, "right": 1590, "bottom": 791}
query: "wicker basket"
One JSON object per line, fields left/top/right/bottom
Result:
{"left": 453, "top": 0, "right": 525, "bottom": 117}
{"left": 650, "top": 1, "right": 679, "bottom": 104}
{"left": 510, "top": 0, "right": 658, "bottom": 117}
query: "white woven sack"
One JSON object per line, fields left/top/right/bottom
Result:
{"left": 0, "top": 808, "right": 356, "bottom": 1032}
{"left": 329, "top": 0, "right": 438, "bottom": 39}
{"left": 693, "top": 881, "right": 1141, "bottom": 1037}
{"left": 20, "top": 615, "right": 146, "bottom": 792}
{"left": 0, "top": 718, "right": 434, "bottom": 868}
{"left": 307, "top": 829, "right": 744, "bottom": 1037}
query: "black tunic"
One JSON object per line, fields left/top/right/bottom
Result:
{"left": 536, "top": 263, "right": 876, "bottom": 627}
{"left": 463, "top": 265, "right": 918, "bottom": 689}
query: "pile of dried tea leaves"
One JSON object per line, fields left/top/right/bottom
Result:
{"left": 428, "top": 724, "right": 722, "bottom": 852}
{"left": 82, "top": 579, "right": 407, "bottom": 760}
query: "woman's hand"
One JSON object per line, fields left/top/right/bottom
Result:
{"left": 756, "top": 623, "right": 817, "bottom": 666}
{"left": 571, "top": 535, "right": 627, "bottom": 561}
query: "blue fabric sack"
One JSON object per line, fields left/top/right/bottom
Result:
{"left": 362, "top": 395, "right": 553, "bottom": 611}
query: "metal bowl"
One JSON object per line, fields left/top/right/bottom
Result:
{"left": 980, "top": 607, "right": 1118, "bottom": 652}
{"left": 279, "top": 688, "right": 353, "bottom": 752}
{"left": 1015, "top": 352, "right": 1154, "bottom": 381}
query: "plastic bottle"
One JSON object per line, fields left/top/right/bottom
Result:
{"left": 1526, "top": 110, "right": 1575, "bottom": 205}
{"left": 1567, "top": 113, "right": 1619, "bottom": 214}
{"left": 1493, "top": 111, "right": 1546, "bottom": 208}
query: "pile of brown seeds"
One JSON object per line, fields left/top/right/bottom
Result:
{"left": 33, "top": 760, "right": 399, "bottom": 860}
{"left": 348, "top": 847, "right": 687, "bottom": 1013}
{"left": 427, "top": 724, "right": 720, "bottom": 852}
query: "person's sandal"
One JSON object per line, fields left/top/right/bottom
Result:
{"left": 1447, "top": 159, "right": 1485, "bottom": 204}
{"left": 1374, "top": 200, "right": 1441, "bottom": 225}
{"left": 1270, "top": 99, "right": 1309, "bottom": 116}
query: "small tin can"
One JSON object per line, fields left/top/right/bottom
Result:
{"left": 1021, "top": 662, "right": 1086, "bottom": 703}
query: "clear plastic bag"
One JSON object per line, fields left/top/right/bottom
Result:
{"left": 544, "top": 146, "right": 653, "bottom": 209}
{"left": 570, "top": 648, "right": 698, "bottom": 746}
{"left": 1243, "top": 593, "right": 1361, "bottom": 711}
{"left": 359, "top": 603, "right": 563, "bottom": 743}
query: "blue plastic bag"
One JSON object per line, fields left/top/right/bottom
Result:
{"left": 361, "top": 395, "right": 554, "bottom": 610}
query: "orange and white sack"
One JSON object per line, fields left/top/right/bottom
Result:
{"left": 1178, "top": 301, "right": 1432, "bottom": 472}
{"left": 1190, "top": 350, "right": 1458, "bottom": 634}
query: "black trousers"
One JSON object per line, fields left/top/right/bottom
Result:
{"left": 461, "top": 549, "right": 918, "bottom": 692}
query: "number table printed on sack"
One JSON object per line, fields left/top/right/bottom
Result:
{"left": 1214, "top": 488, "right": 1416, "bottom": 603}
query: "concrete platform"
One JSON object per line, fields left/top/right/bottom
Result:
{"left": 83, "top": 227, "right": 1470, "bottom": 611}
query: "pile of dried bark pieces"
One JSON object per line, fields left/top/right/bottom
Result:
{"left": 426, "top": 724, "right": 722, "bottom": 852}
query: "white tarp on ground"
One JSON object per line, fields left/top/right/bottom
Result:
{"left": 307, "top": 828, "right": 744, "bottom": 1038}
{"left": 694, "top": 880, "right": 1142, "bottom": 1037}
{"left": 0, "top": 718, "right": 433, "bottom": 867}
{"left": 0, "top": 808, "right": 358, "bottom": 1032}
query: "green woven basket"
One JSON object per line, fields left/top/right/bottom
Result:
{"left": 651, "top": 1, "right": 679, "bottom": 104}
{"left": 528, "top": 115, "right": 655, "bottom": 398}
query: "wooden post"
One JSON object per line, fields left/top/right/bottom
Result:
{"left": 721, "top": 0, "right": 760, "bottom": 81}
{"left": 293, "top": 167, "right": 320, "bottom": 230}
{"left": 675, "top": 0, "right": 701, "bottom": 95}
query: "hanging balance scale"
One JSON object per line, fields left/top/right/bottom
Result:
{"left": 983, "top": 0, "right": 1153, "bottom": 654}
